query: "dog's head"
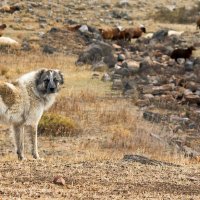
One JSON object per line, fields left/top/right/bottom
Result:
{"left": 36, "top": 69, "right": 64, "bottom": 95}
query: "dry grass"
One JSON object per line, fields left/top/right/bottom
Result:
{"left": 150, "top": 2, "right": 200, "bottom": 24}
{"left": 0, "top": 51, "right": 187, "bottom": 164}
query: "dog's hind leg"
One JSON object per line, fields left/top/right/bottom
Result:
{"left": 12, "top": 124, "right": 25, "bottom": 160}
{"left": 26, "top": 125, "right": 40, "bottom": 159}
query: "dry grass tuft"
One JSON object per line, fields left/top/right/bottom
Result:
{"left": 150, "top": 2, "right": 200, "bottom": 24}
{"left": 38, "top": 112, "right": 81, "bottom": 136}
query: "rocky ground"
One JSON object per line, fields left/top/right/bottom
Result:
{"left": 0, "top": 0, "right": 200, "bottom": 199}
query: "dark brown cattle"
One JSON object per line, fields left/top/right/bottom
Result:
{"left": 170, "top": 46, "right": 196, "bottom": 63}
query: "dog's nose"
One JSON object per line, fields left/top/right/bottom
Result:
{"left": 49, "top": 87, "right": 55, "bottom": 92}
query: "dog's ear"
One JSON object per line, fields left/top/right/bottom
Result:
{"left": 36, "top": 68, "right": 46, "bottom": 84}
{"left": 58, "top": 71, "right": 64, "bottom": 85}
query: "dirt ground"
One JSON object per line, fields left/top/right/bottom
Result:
{"left": 0, "top": 130, "right": 199, "bottom": 200}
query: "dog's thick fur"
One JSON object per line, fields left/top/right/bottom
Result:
{"left": 0, "top": 68, "right": 64, "bottom": 160}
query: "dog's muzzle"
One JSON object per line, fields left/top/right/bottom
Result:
{"left": 47, "top": 82, "right": 57, "bottom": 93}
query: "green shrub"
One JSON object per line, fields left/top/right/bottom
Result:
{"left": 38, "top": 112, "right": 80, "bottom": 136}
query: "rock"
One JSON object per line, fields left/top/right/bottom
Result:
{"left": 185, "top": 81, "right": 200, "bottom": 92}
{"left": 103, "top": 55, "right": 117, "bottom": 68}
{"left": 143, "top": 111, "right": 168, "bottom": 123}
{"left": 38, "top": 17, "right": 47, "bottom": 23}
{"left": 152, "top": 29, "right": 168, "bottom": 41}
{"left": 183, "top": 89, "right": 193, "bottom": 96}
{"left": 21, "top": 41, "right": 31, "bottom": 51}
{"left": 123, "top": 154, "right": 179, "bottom": 166}
{"left": 111, "top": 10, "right": 132, "bottom": 20}
{"left": 143, "top": 94, "right": 154, "bottom": 99}
{"left": 101, "top": 73, "right": 111, "bottom": 82}
{"left": 91, "top": 73, "right": 100, "bottom": 79}
{"left": 193, "top": 57, "right": 200, "bottom": 66}
{"left": 123, "top": 79, "right": 135, "bottom": 91}
{"left": 79, "top": 25, "right": 88, "bottom": 32}
{"left": 170, "top": 115, "right": 189, "bottom": 123}
{"left": 112, "top": 79, "right": 123, "bottom": 90}
{"left": 135, "top": 99, "right": 150, "bottom": 107}
{"left": 184, "top": 61, "right": 194, "bottom": 72}
{"left": 101, "top": 3, "right": 111, "bottom": 9}
{"left": 76, "top": 42, "right": 113, "bottom": 66}
{"left": 184, "top": 94, "right": 200, "bottom": 104}
{"left": 139, "top": 57, "right": 154, "bottom": 74}
{"left": 126, "top": 60, "right": 140, "bottom": 68}
{"left": 142, "top": 84, "right": 175, "bottom": 95}
{"left": 92, "top": 61, "right": 108, "bottom": 72}
{"left": 49, "top": 27, "right": 60, "bottom": 33}
{"left": 53, "top": 176, "right": 65, "bottom": 186}
{"left": 40, "top": 23, "right": 47, "bottom": 28}
{"left": 115, "top": 0, "right": 131, "bottom": 8}
{"left": 112, "top": 43, "right": 122, "bottom": 50}
{"left": 43, "top": 45, "right": 56, "bottom": 54}
{"left": 117, "top": 54, "right": 126, "bottom": 62}
{"left": 114, "top": 67, "right": 132, "bottom": 77}
{"left": 111, "top": 73, "right": 122, "bottom": 80}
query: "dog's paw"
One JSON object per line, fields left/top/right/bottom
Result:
{"left": 18, "top": 155, "right": 26, "bottom": 161}
{"left": 32, "top": 153, "right": 43, "bottom": 160}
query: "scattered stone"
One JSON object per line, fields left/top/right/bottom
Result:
{"left": 76, "top": 42, "right": 114, "bottom": 66}
{"left": 143, "top": 111, "right": 168, "bottom": 123}
{"left": 123, "top": 154, "right": 180, "bottom": 166}
{"left": 135, "top": 99, "right": 150, "bottom": 107}
{"left": 117, "top": 54, "right": 125, "bottom": 62}
{"left": 111, "top": 10, "right": 132, "bottom": 20}
{"left": 92, "top": 73, "right": 100, "bottom": 79}
{"left": 53, "top": 176, "right": 65, "bottom": 186}
{"left": 92, "top": 61, "right": 108, "bottom": 72}
{"left": 184, "top": 94, "right": 200, "bottom": 104}
{"left": 101, "top": 73, "right": 111, "bottom": 82}
{"left": 152, "top": 29, "right": 168, "bottom": 41}
{"left": 43, "top": 45, "right": 56, "bottom": 54}
{"left": 112, "top": 79, "right": 123, "bottom": 90}
{"left": 79, "top": 25, "right": 88, "bottom": 33}
{"left": 184, "top": 61, "right": 194, "bottom": 72}
{"left": 115, "top": 0, "right": 131, "bottom": 8}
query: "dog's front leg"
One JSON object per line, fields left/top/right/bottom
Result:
{"left": 26, "top": 125, "right": 40, "bottom": 159}
{"left": 12, "top": 124, "right": 25, "bottom": 160}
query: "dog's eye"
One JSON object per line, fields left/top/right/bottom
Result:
{"left": 44, "top": 79, "right": 49, "bottom": 83}
{"left": 54, "top": 78, "right": 59, "bottom": 82}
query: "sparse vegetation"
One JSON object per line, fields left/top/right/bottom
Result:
{"left": 38, "top": 112, "right": 80, "bottom": 136}
{"left": 151, "top": 2, "right": 200, "bottom": 23}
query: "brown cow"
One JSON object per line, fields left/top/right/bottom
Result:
{"left": 99, "top": 27, "right": 121, "bottom": 40}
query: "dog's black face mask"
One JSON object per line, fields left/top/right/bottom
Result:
{"left": 36, "top": 69, "right": 64, "bottom": 95}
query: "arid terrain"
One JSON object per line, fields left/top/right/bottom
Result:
{"left": 0, "top": 0, "right": 200, "bottom": 199}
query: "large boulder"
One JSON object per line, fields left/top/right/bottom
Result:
{"left": 76, "top": 41, "right": 116, "bottom": 67}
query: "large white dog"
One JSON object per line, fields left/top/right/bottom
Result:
{"left": 0, "top": 68, "right": 64, "bottom": 160}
